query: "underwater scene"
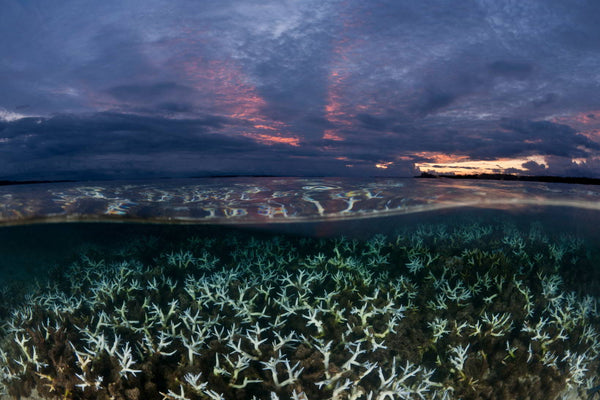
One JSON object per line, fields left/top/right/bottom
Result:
{"left": 6, "top": 0, "right": 600, "bottom": 398}
{"left": 1, "top": 178, "right": 600, "bottom": 400}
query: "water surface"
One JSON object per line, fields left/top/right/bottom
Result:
{"left": 1, "top": 178, "right": 599, "bottom": 400}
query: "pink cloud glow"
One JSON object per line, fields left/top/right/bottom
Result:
{"left": 169, "top": 32, "right": 298, "bottom": 147}
{"left": 552, "top": 110, "right": 600, "bottom": 142}
{"left": 322, "top": 5, "right": 369, "bottom": 141}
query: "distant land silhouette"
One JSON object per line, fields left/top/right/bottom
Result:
{"left": 3, "top": 174, "right": 600, "bottom": 187}
{"left": 416, "top": 172, "right": 600, "bottom": 185}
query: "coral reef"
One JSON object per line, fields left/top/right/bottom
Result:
{"left": 0, "top": 221, "right": 599, "bottom": 400}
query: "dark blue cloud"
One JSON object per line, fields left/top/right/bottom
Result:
{"left": 487, "top": 61, "right": 534, "bottom": 80}
{"left": 107, "top": 83, "right": 196, "bottom": 103}
{"left": 0, "top": 112, "right": 419, "bottom": 179}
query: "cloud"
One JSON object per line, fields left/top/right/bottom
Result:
{"left": 487, "top": 61, "right": 533, "bottom": 79}
{"left": 2, "top": 1, "right": 600, "bottom": 178}
{"left": 531, "top": 93, "right": 558, "bottom": 109}
{"left": 0, "top": 108, "right": 29, "bottom": 122}
{"left": 356, "top": 113, "right": 391, "bottom": 132}
{"left": 410, "top": 89, "right": 458, "bottom": 116}
{"left": 495, "top": 119, "right": 599, "bottom": 157}
{"left": 107, "top": 83, "right": 197, "bottom": 103}
{"left": 521, "top": 160, "right": 547, "bottom": 174}
{"left": 0, "top": 112, "right": 377, "bottom": 179}
{"left": 0, "top": 113, "right": 242, "bottom": 178}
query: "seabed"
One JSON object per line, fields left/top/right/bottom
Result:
{"left": 1, "top": 178, "right": 600, "bottom": 400}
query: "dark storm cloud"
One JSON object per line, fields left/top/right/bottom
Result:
{"left": 0, "top": 113, "right": 243, "bottom": 158}
{"left": 0, "top": 112, "right": 382, "bottom": 179}
{"left": 0, "top": 113, "right": 244, "bottom": 180}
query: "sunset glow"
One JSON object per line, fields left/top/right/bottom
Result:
{"left": 375, "top": 161, "right": 393, "bottom": 169}
{"left": 180, "top": 55, "right": 294, "bottom": 146}
{"left": 416, "top": 155, "right": 548, "bottom": 175}
{"left": 243, "top": 133, "right": 300, "bottom": 147}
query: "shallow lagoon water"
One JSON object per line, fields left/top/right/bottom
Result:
{"left": 1, "top": 178, "right": 600, "bottom": 400}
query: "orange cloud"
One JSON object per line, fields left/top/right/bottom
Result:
{"left": 415, "top": 155, "right": 547, "bottom": 175}
{"left": 375, "top": 161, "right": 393, "bottom": 169}
{"left": 570, "top": 110, "right": 600, "bottom": 125}
{"left": 175, "top": 38, "right": 297, "bottom": 146}
{"left": 243, "top": 133, "right": 300, "bottom": 147}
{"left": 413, "top": 152, "right": 470, "bottom": 164}
{"left": 323, "top": 130, "right": 345, "bottom": 141}
{"left": 552, "top": 111, "right": 600, "bottom": 142}
{"left": 323, "top": 68, "right": 351, "bottom": 141}
{"left": 586, "top": 130, "right": 600, "bottom": 140}
{"left": 253, "top": 124, "right": 278, "bottom": 131}
{"left": 322, "top": 4, "right": 367, "bottom": 141}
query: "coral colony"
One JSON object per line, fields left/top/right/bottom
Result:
{"left": 0, "top": 221, "right": 599, "bottom": 400}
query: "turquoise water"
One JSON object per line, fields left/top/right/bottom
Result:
{"left": 1, "top": 180, "right": 600, "bottom": 400}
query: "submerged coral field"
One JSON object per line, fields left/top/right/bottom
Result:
{"left": 1, "top": 220, "right": 600, "bottom": 400}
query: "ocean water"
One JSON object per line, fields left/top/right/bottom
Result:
{"left": 1, "top": 178, "right": 600, "bottom": 400}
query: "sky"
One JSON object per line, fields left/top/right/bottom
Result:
{"left": 2, "top": 0, "right": 600, "bottom": 180}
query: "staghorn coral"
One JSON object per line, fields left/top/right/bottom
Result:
{"left": 0, "top": 221, "right": 599, "bottom": 400}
